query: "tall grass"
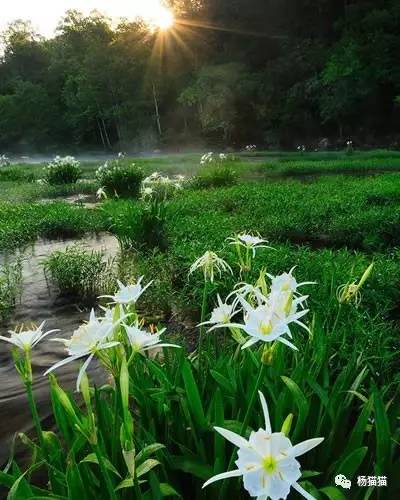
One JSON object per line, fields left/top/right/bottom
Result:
{"left": 43, "top": 245, "right": 117, "bottom": 302}
{"left": 0, "top": 259, "right": 22, "bottom": 321}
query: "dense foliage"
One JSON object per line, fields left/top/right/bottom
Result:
{"left": 43, "top": 245, "right": 117, "bottom": 301}
{"left": 1, "top": 1, "right": 400, "bottom": 150}
{"left": 96, "top": 161, "right": 144, "bottom": 198}
{"left": 43, "top": 156, "right": 82, "bottom": 185}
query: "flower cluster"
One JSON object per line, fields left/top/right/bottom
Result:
{"left": 43, "top": 156, "right": 82, "bottom": 185}
{"left": 95, "top": 160, "right": 120, "bottom": 182}
{"left": 203, "top": 266, "right": 313, "bottom": 351}
{"left": 43, "top": 277, "right": 179, "bottom": 391}
{"left": 0, "top": 277, "right": 178, "bottom": 392}
{"left": 95, "top": 160, "right": 144, "bottom": 198}
{"left": 200, "top": 152, "right": 215, "bottom": 165}
{"left": 0, "top": 154, "right": 10, "bottom": 167}
{"left": 142, "top": 172, "right": 185, "bottom": 201}
{"left": 200, "top": 152, "right": 233, "bottom": 165}
{"left": 346, "top": 140, "right": 354, "bottom": 155}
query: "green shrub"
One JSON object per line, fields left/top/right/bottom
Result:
{"left": 105, "top": 200, "right": 167, "bottom": 251}
{"left": 192, "top": 164, "right": 238, "bottom": 189}
{"left": 43, "top": 245, "right": 117, "bottom": 301}
{"left": 96, "top": 160, "right": 144, "bottom": 198}
{"left": 43, "top": 156, "right": 82, "bottom": 185}
{"left": 0, "top": 259, "right": 22, "bottom": 321}
{"left": 0, "top": 167, "right": 35, "bottom": 182}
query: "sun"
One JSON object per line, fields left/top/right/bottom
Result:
{"left": 150, "top": 6, "right": 174, "bottom": 30}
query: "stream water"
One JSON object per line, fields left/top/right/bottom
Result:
{"left": 0, "top": 234, "right": 119, "bottom": 467}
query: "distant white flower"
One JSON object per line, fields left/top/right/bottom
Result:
{"left": 142, "top": 186, "right": 154, "bottom": 197}
{"left": 199, "top": 295, "right": 238, "bottom": 330}
{"left": 203, "top": 391, "right": 324, "bottom": 500}
{"left": 0, "top": 154, "right": 10, "bottom": 167}
{"left": 45, "top": 309, "right": 119, "bottom": 391}
{"left": 100, "top": 278, "right": 152, "bottom": 305}
{"left": 200, "top": 152, "right": 214, "bottom": 165}
{"left": 0, "top": 322, "right": 59, "bottom": 352}
{"left": 123, "top": 323, "right": 180, "bottom": 353}
{"left": 189, "top": 251, "right": 233, "bottom": 283}
{"left": 96, "top": 187, "right": 107, "bottom": 200}
{"left": 229, "top": 233, "right": 271, "bottom": 257}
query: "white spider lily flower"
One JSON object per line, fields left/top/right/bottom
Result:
{"left": 123, "top": 323, "right": 180, "bottom": 353}
{"left": 232, "top": 299, "right": 298, "bottom": 350}
{"left": 198, "top": 295, "right": 239, "bottom": 330}
{"left": 229, "top": 233, "right": 271, "bottom": 257}
{"left": 189, "top": 251, "right": 233, "bottom": 283}
{"left": 203, "top": 391, "right": 324, "bottom": 500}
{"left": 96, "top": 187, "right": 107, "bottom": 200}
{"left": 228, "top": 283, "right": 268, "bottom": 308}
{"left": 269, "top": 268, "right": 315, "bottom": 296}
{"left": 267, "top": 291, "right": 310, "bottom": 336}
{"left": 100, "top": 277, "right": 152, "bottom": 305}
{"left": 44, "top": 310, "right": 120, "bottom": 392}
{"left": 0, "top": 322, "right": 59, "bottom": 352}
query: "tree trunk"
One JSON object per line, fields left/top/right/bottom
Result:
{"left": 153, "top": 82, "right": 162, "bottom": 137}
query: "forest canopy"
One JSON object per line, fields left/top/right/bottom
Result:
{"left": 0, "top": 0, "right": 399, "bottom": 151}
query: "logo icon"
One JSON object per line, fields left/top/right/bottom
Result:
{"left": 335, "top": 474, "right": 352, "bottom": 489}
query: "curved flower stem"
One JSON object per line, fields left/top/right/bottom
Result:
{"left": 25, "top": 380, "right": 58, "bottom": 492}
{"left": 198, "top": 280, "right": 208, "bottom": 364}
{"left": 94, "top": 443, "right": 118, "bottom": 500}
{"left": 111, "top": 380, "right": 120, "bottom": 464}
{"left": 218, "top": 361, "right": 266, "bottom": 500}
{"left": 25, "top": 381, "right": 45, "bottom": 451}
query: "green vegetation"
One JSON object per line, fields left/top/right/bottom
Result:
{"left": 0, "top": 246, "right": 398, "bottom": 499}
{"left": 192, "top": 164, "right": 239, "bottom": 189}
{"left": 0, "top": 259, "right": 22, "bottom": 321}
{"left": 0, "top": 152, "right": 399, "bottom": 498}
{"left": 96, "top": 160, "right": 144, "bottom": 198}
{"left": 0, "top": 202, "right": 106, "bottom": 250}
{"left": 43, "top": 245, "right": 117, "bottom": 301}
{"left": 43, "top": 156, "right": 82, "bottom": 185}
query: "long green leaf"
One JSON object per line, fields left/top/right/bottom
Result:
{"left": 181, "top": 360, "right": 207, "bottom": 429}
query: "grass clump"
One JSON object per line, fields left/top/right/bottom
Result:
{"left": 0, "top": 259, "right": 22, "bottom": 321}
{"left": 43, "top": 156, "right": 82, "bottom": 185}
{"left": 192, "top": 163, "right": 238, "bottom": 188}
{"left": 96, "top": 160, "right": 144, "bottom": 198}
{"left": 43, "top": 245, "right": 117, "bottom": 301}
